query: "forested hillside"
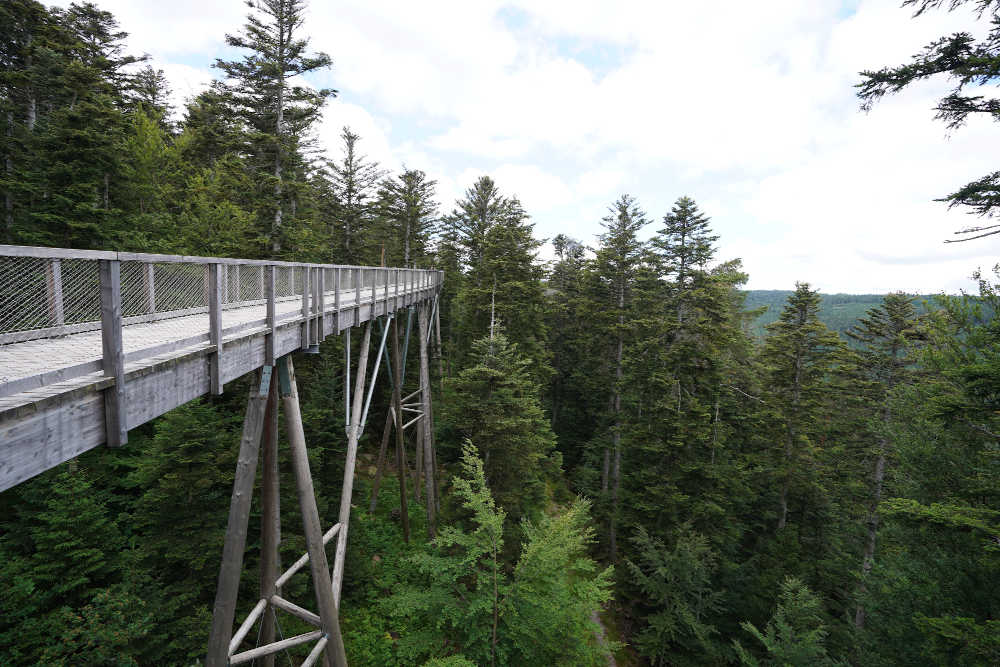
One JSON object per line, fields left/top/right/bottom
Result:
{"left": 1, "top": 1, "right": 998, "bottom": 666}
{"left": 742, "top": 291, "right": 938, "bottom": 340}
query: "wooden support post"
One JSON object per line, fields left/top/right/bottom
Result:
{"left": 265, "top": 265, "right": 276, "bottom": 366}
{"left": 259, "top": 377, "right": 280, "bottom": 667}
{"left": 99, "top": 258, "right": 126, "bottom": 447}
{"left": 354, "top": 267, "right": 361, "bottom": 327}
{"left": 45, "top": 259, "right": 64, "bottom": 326}
{"left": 278, "top": 356, "right": 348, "bottom": 667}
{"left": 301, "top": 267, "right": 311, "bottom": 351}
{"left": 392, "top": 314, "right": 411, "bottom": 542}
{"left": 317, "top": 268, "right": 326, "bottom": 344}
{"left": 333, "top": 320, "right": 372, "bottom": 606}
{"left": 334, "top": 267, "right": 341, "bottom": 331}
{"left": 205, "top": 368, "right": 271, "bottom": 667}
{"left": 418, "top": 301, "right": 437, "bottom": 536}
{"left": 144, "top": 263, "right": 156, "bottom": 314}
{"left": 369, "top": 406, "right": 394, "bottom": 514}
{"left": 209, "top": 263, "right": 224, "bottom": 395}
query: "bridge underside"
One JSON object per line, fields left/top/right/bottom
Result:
{"left": 0, "top": 283, "right": 437, "bottom": 492}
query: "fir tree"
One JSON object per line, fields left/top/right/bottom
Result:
{"left": 214, "top": 0, "right": 334, "bottom": 256}
{"left": 376, "top": 167, "right": 438, "bottom": 266}
{"left": 442, "top": 332, "right": 558, "bottom": 526}
{"left": 327, "top": 126, "right": 383, "bottom": 263}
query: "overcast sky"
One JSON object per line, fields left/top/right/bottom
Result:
{"left": 53, "top": 0, "right": 1000, "bottom": 293}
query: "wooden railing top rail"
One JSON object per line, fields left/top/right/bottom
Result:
{"left": 0, "top": 244, "right": 442, "bottom": 271}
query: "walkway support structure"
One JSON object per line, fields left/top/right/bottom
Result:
{"left": 0, "top": 245, "right": 444, "bottom": 665}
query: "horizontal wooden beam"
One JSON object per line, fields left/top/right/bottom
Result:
{"left": 229, "top": 630, "right": 323, "bottom": 665}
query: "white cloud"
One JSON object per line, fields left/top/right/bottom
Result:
{"left": 48, "top": 0, "right": 1000, "bottom": 291}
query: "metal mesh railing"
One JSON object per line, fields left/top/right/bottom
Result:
{"left": 0, "top": 246, "right": 443, "bottom": 397}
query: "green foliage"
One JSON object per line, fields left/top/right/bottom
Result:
{"left": 626, "top": 526, "right": 723, "bottom": 665}
{"left": 734, "top": 577, "right": 841, "bottom": 667}
{"left": 389, "top": 443, "right": 612, "bottom": 666}
{"left": 442, "top": 332, "right": 559, "bottom": 526}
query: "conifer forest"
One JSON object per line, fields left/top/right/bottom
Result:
{"left": 1, "top": 1, "right": 998, "bottom": 665}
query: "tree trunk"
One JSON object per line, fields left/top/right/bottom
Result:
{"left": 609, "top": 285, "right": 625, "bottom": 561}
{"left": 5, "top": 112, "right": 13, "bottom": 241}
{"left": 778, "top": 344, "right": 803, "bottom": 531}
{"left": 271, "top": 3, "right": 287, "bottom": 255}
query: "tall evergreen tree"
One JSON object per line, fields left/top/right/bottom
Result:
{"left": 326, "top": 126, "right": 382, "bottom": 263}
{"left": 214, "top": 0, "right": 334, "bottom": 256}
{"left": 376, "top": 167, "right": 437, "bottom": 266}
{"left": 592, "top": 194, "right": 649, "bottom": 560}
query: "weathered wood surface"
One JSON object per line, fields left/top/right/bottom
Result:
{"left": 0, "top": 279, "right": 439, "bottom": 492}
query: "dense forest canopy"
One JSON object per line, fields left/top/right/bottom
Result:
{"left": 1, "top": 1, "right": 998, "bottom": 666}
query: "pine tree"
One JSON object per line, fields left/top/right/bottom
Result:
{"left": 214, "top": 0, "right": 334, "bottom": 256}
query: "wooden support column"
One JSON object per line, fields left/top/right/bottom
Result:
{"left": 391, "top": 314, "right": 411, "bottom": 542}
{"left": 99, "top": 258, "right": 126, "bottom": 447}
{"left": 278, "top": 356, "right": 348, "bottom": 667}
{"left": 259, "top": 377, "right": 280, "bottom": 667}
{"left": 209, "top": 263, "right": 224, "bottom": 395}
{"left": 418, "top": 301, "right": 437, "bottom": 536}
{"left": 369, "top": 406, "right": 395, "bottom": 514}
{"left": 205, "top": 367, "right": 271, "bottom": 667}
{"left": 333, "top": 320, "right": 373, "bottom": 607}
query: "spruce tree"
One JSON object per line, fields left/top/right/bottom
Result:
{"left": 327, "top": 126, "right": 382, "bottom": 263}
{"left": 214, "top": 0, "right": 334, "bottom": 256}
{"left": 442, "top": 332, "right": 558, "bottom": 526}
{"left": 592, "top": 194, "right": 649, "bottom": 560}
{"left": 761, "top": 283, "right": 844, "bottom": 532}
{"left": 375, "top": 167, "right": 438, "bottom": 265}
{"left": 845, "top": 293, "right": 922, "bottom": 628}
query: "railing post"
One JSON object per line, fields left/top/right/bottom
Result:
{"left": 354, "top": 267, "right": 361, "bottom": 327}
{"left": 334, "top": 267, "right": 342, "bottom": 332}
{"left": 100, "top": 258, "right": 127, "bottom": 447}
{"left": 209, "top": 263, "right": 224, "bottom": 395}
{"left": 265, "top": 265, "right": 276, "bottom": 366}
{"left": 371, "top": 267, "right": 377, "bottom": 315}
{"left": 233, "top": 264, "right": 240, "bottom": 305}
{"left": 301, "top": 267, "right": 311, "bottom": 351}
{"left": 317, "top": 267, "right": 326, "bottom": 345}
{"left": 45, "top": 259, "right": 64, "bottom": 327}
{"left": 144, "top": 263, "right": 156, "bottom": 314}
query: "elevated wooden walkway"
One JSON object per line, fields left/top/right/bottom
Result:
{"left": 1, "top": 245, "right": 443, "bottom": 666}
{"left": 0, "top": 244, "right": 441, "bottom": 490}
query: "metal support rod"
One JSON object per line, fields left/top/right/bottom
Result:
{"left": 278, "top": 356, "right": 347, "bottom": 667}
{"left": 333, "top": 320, "right": 373, "bottom": 607}
{"left": 205, "top": 368, "right": 271, "bottom": 667}
{"left": 360, "top": 315, "right": 392, "bottom": 435}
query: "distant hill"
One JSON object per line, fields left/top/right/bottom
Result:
{"left": 741, "top": 290, "right": 940, "bottom": 341}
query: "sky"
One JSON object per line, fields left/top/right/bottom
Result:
{"left": 52, "top": 0, "right": 1000, "bottom": 293}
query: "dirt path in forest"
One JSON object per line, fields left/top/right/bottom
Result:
{"left": 591, "top": 609, "right": 618, "bottom": 667}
